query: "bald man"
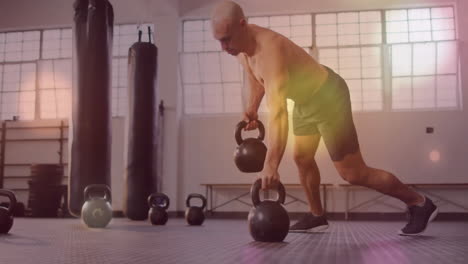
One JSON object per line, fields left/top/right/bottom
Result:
{"left": 211, "top": 1, "right": 438, "bottom": 235}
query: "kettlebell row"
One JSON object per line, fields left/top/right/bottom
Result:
{"left": 79, "top": 184, "right": 207, "bottom": 229}
{"left": 148, "top": 192, "right": 207, "bottom": 226}
{"left": 2, "top": 181, "right": 290, "bottom": 243}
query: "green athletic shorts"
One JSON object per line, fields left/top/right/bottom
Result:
{"left": 292, "top": 66, "right": 360, "bottom": 161}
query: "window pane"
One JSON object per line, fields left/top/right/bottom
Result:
{"left": 392, "top": 44, "right": 412, "bottom": 76}
{"left": 43, "top": 29, "right": 72, "bottom": 59}
{"left": 199, "top": 53, "right": 221, "bottom": 83}
{"left": 392, "top": 77, "right": 412, "bottom": 109}
{"left": 386, "top": 7, "right": 455, "bottom": 44}
{"left": 223, "top": 83, "right": 242, "bottom": 112}
{"left": 436, "top": 75, "right": 457, "bottom": 108}
{"left": 413, "top": 76, "right": 435, "bottom": 108}
{"left": 249, "top": 17, "right": 269, "bottom": 27}
{"left": 220, "top": 53, "right": 241, "bottom": 82}
{"left": 317, "top": 11, "right": 382, "bottom": 47}
{"left": 270, "top": 16, "right": 290, "bottom": 27}
{"left": 437, "top": 41, "right": 458, "bottom": 74}
{"left": 184, "top": 84, "right": 203, "bottom": 114}
{"left": 431, "top": 7, "right": 453, "bottom": 19}
{"left": 180, "top": 53, "right": 201, "bottom": 84}
{"left": 413, "top": 43, "right": 435, "bottom": 75}
{"left": 202, "top": 83, "right": 223, "bottom": 113}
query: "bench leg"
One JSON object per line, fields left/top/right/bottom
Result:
{"left": 345, "top": 188, "right": 349, "bottom": 220}
{"left": 323, "top": 185, "right": 327, "bottom": 214}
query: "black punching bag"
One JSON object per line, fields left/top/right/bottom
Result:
{"left": 123, "top": 27, "right": 159, "bottom": 220}
{"left": 69, "top": 0, "right": 113, "bottom": 217}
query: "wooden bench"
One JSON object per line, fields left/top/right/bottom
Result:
{"left": 340, "top": 183, "right": 468, "bottom": 220}
{"left": 201, "top": 183, "right": 333, "bottom": 214}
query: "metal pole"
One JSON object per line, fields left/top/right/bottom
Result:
{"left": 0, "top": 122, "right": 6, "bottom": 188}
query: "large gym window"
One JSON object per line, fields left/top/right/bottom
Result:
{"left": 386, "top": 7, "right": 460, "bottom": 111}
{"left": 38, "top": 59, "right": 72, "bottom": 119}
{"left": 0, "top": 63, "right": 36, "bottom": 120}
{"left": 181, "top": 5, "right": 461, "bottom": 115}
{"left": 0, "top": 31, "right": 40, "bottom": 120}
{"left": 0, "top": 23, "right": 154, "bottom": 121}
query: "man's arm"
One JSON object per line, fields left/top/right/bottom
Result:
{"left": 237, "top": 54, "right": 264, "bottom": 123}
{"left": 261, "top": 52, "right": 289, "bottom": 189}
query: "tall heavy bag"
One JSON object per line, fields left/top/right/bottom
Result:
{"left": 123, "top": 28, "right": 159, "bottom": 220}
{"left": 69, "top": 0, "right": 114, "bottom": 217}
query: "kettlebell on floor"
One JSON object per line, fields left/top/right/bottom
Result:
{"left": 185, "top": 193, "right": 207, "bottom": 226}
{"left": 248, "top": 179, "right": 290, "bottom": 242}
{"left": 81, "top": 184, "right": 113, "bottom": 228}
{"left": 0, "top": 189, "right": 16, "bottom": 234}
{"left": 148, "top": 193, "right": 170, "bottom": 225}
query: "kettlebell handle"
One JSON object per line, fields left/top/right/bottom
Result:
{"left": 84, "top": 184, "right": 112, "bottom": 202}
{"left": 250, "top": 179, "right": 286, "bottom": 207}
{"left": 235, "top": 120, "right": 265, "bottom": 146}
{"left": 0, "top": 189, "right": 17, "bottom": 215}
{"left": 186, "top": 193, "right": 207, "bottom": 210}
{"left": 148, "top": 193, "right": 170, "bottom": 210}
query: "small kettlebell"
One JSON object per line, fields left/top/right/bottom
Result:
{"left": 234, "top": 120, "right": 267, "bottom": 173}
{"left": 81, "top": 184, "right": 112, "bottom": 228}
{"left": 248, "top": 179, "right": 290, "bottom": 242}
{"left": 0, "top": 189, "right": 16, "bottom": 234}
{"left": 148, "top": 193, "right": 170, "bottom": 225}
{"left": 185, "top": 193, "right": 207, "bottom": 226}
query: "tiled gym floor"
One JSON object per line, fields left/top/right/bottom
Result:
{"left": 1, "top": 218, "right": 467, "bottom": 264}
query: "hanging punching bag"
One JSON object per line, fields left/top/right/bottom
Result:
{"left": 69, "top": 0, "right": 114, "bottom": 217}
{"left": 123, "top": 27, "right": 159, "bottom": 220}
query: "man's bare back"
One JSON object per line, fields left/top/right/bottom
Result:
{"left": 238, "top": 24, "right": 329, "bottom": 105}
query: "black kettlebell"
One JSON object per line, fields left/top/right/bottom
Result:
{"left": 0, "top": 202, "right": 24, "bottom": 217}
{"left": 148, "top": 193, "right": 170, "bottom": 225}
{"left": 185, "top": 193, "right": 207, "bottom": 226}
{"left": 0, "top": 189, "right": 16, "bottom": 234}
{"left": 81, "top": 184, "right": 113, "bottom": 228}
{"left": 248, "top": 179, "right": 290, "bottom": 242}
{"left": 234, "top": 120, "right": 267, "bottom": 173}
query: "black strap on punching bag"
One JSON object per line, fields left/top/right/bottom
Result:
{"left": 124, "top": 27, "right": 158, "bottom": 220}
{"left": 69, "top": 0, "right": 114, "bottom": 217}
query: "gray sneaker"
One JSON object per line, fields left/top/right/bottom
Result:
{"left": 289, "top": 213, "right": 329, "bottom": 233}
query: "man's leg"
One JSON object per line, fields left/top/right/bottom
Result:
{"left": 332, "top": 150, "right": 424, "bottom": 206}
{"left": 332, "top": 150, "right": 438, "bottom": 235}
{"left": 321, "top": 94, "right": 438, "bottom": 235}
{"left": 289, "top": 133, "right": 329, "bottom": 233}
{"left": 318, "top": 69, "right": 437, "bottom": 235}
{"left": 293, "top": 134, "right": 324, "bottom": 216}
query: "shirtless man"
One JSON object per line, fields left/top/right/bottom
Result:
{"left": 210, "top": 1, "right": 438, "bottom": 235}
